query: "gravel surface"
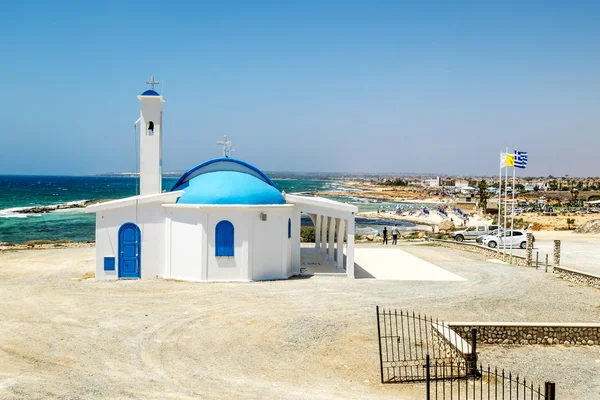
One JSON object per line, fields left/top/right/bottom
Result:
{"left": 0, "top": 246, "right": 598, "bottom": 399}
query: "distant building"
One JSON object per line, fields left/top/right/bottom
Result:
{"left": 421, "top": 177, "right": 440, "bottom": 187}
{"left": 524, "top": 182, "right": 548, "bottom": 192}
{"left": 454, "top": 179, "right": 470, "bottom": 189}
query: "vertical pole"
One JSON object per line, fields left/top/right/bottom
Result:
{"left": 526, "top": 232, "right": 534, "bottom": 267}
{"left": 470, "top": 328, "right": 477, "bottom": 377}
{"left": 425, "top": 354, "right": 431, "bottom": 400}
{"left": 336, "top": 218, "right": 345, "bottom": 270}
{"left": 498, "top": 151, "right": 503, "bottom": 256}
{"left": 545, "top": 254, "right": 549, "bottom": 272}
{"left": 346, "top": 217, "right": 355, "bottom": 278}
{"left": 545, "top": 381, "right": 555, "bottom": 400}
{"left": 510, "top": 153, "right": 516, "bottom": 263}
{"left": 536, "top": 252, "right": 539, "bottom": 269}
{"left": 376, "top": 306, "right": 384, "bottom": 383}
{"left": 315, "top": 215, "right": 321, "bottom": 249}
{"left": 553, "top": 240, "right": 561, "bottom": 267}
{"left": 503, "top": 147, "right": 509, "bottom": 255}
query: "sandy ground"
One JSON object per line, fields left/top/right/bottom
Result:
{"left": 1, "top": 246, "right": 599, "bottom": 399}
{"left": 517, "top": 212, "right": 600, "bottom": 231}
{"left": 356, "top": 210, "right": 489, "bottom": 229}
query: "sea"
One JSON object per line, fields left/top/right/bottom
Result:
{"left": 0, "top": 175, "right": 419, "bottom": 244}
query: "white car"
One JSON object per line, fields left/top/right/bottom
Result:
{"left": 482, "top": 230, "right": 530, "bottom": 249}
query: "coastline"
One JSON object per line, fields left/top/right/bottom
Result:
{"left": 314, "top": 190, "right": 450, "bottom": 205}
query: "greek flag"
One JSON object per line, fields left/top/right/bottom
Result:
{"left": 514, "top": 150, "right": 528, "bottom": 169}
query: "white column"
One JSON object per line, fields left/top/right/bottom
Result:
{"left": 346, "top": 216, "right": 355, "bottom": 278}
{"left": 320, "top": 216, "right": 328, "bottom": 254}
{"left": 336, "top": 218, "right": 345, "bottom": 270}
{"left": 315, "top": 214, "right": 322, "bottom": 249}
{"left": 291, "top": 209, "right": 302, "bottom": 274}
{"left": 328, "top": 217, "right": 336, "bottom": 261}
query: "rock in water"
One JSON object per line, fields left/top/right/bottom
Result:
{"left": 574, "top": 219, "right": 600, "bottom": 234}
{"left": 438, "top": 220, "right": 455, "bottom": 231}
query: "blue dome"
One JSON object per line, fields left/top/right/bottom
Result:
{"left": 171, "top": 158, "right": 285, "bottom": 205}
{"left": 141, "top": 89, "right": 160, "bottom": 96}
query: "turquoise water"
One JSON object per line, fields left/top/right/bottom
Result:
{"left": 0, "top": 175, "right": 332, "bottom": 243}
{"left": 0, "top": 175, "right": 418, "bottom": 243}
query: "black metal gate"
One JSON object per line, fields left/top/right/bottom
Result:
{"left": 376, "top": 306, "right": 476, "bottom": 383}
{"left": 376, "top": 307, "right": 556, "bottom": 400}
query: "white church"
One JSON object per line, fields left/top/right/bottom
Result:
{"left": 85, "top": 78, "right": 357, "bottom": 282}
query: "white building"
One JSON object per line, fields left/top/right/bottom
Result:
{"left": 524, "top": 182, "right": 548, "bottom": 192}
{"left": 422, "top": 177, "right": 440, "bottom": 187}
{"left": 85, "top": 81, "right": 357, "bottom": 282}
{"left": 454, "top": 179, "right": 469, "bottom": 189}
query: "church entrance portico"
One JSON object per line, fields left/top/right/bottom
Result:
{"left": 284, "top": 194, "right": 357, "bottom": 278}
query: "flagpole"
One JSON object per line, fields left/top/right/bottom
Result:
{"left": 503, "top": 147, "right": 508, "bottom": 253}
{"left": 497, "top": 151, "right": 502, "bottom": 255}
{"left": 510, "top": 148, "right": 516, "bottom": 263}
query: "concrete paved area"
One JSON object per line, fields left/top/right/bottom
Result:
{"left": 300, "top": 244, "right": 466, "bottom": 281}
{"left": 300, "top": 248, "right": 344, "bottom": 275}
{"left": 354, "top": 246, "right": 465, "bottom": 281}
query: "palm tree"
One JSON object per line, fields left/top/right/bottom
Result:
{"left": 478, "top": 180, "right": 490, "bottom": 211}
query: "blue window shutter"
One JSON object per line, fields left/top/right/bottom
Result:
{"left": 215, "top": 220, "right": 234, "bottom": 256}
{"left": 288, "top": 218, "right": 291, "bottom": 239}
{"left": 104, "top": 257, "right": 115, "bottom": 271}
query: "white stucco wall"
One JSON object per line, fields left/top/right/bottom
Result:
{"left": 164, "top": 205, "right": 294, "bottom": 282}
{"left": 94, "top": 202, "right": 167, "bottom": 280}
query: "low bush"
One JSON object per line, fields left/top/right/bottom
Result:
{"left": 300, "top": 226, "right": 315, "bottom": 242}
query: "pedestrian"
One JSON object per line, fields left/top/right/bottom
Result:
{"left": 391, "top": 224, "right": 399, "bottom": 245}
{"left": 382, "top": 227, "right": 388, "bottom": 245}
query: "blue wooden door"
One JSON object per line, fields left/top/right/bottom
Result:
{"left": 118, "top": 223, "right": 141, "bottom": 278}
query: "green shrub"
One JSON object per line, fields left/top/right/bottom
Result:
{"left": 300, "top": 226, "right": 315, "bottom": 242}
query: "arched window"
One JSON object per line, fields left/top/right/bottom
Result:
{"left": 147, "top": 121, "right": 155, "bottom": 136}
{"left": 288, "top": 218, "right": 291, "bottom": 239}
{"left": 215, "top": 220, "right": 234, "bottom": 256}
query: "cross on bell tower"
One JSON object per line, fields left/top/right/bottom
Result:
{"left": 217, "top": 136, "right": 235, "bottom": 158}
{"left": 146, "top": 75, "right": 160, "bottom": 90}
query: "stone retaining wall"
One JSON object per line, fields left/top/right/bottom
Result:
{"left": 428, "top": 239, "right": 530, "bottom": 267}
{"left": 448, "top": 323, "right": 600, "bottom": 346}
{"left": 553, "top": 266, "right": 600, "bottom": 289}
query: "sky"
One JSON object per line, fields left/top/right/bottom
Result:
{"left": 1, "top": 1, "right": 599, "bottom": 177}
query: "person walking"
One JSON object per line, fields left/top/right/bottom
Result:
{"left": 382, "top": 227, "right": 388, "bottom": 245}
{"left": 391, "top": 225, "right": 399, "bottom": 245}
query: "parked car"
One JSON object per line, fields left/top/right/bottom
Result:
{"left": 476, "top": 228, "right": 504, "bottom": 244}
{"left": 482, "top": 230, "right": 534, "bottom": 249}
{"left": 452, "top": 225, "right": 499, "bottom": 242}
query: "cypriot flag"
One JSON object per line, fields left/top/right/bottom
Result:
{"left": 505, "top": 153, "right": 514, "bottom": 167}
{"left": 500, "top": 152, "right": 515, "bottom": 167}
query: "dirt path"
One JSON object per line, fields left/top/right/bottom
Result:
{"left": 1, "top": 246, "right": 598, "bottom": 399}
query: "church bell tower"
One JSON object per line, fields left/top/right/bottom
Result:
{"left": 137, "top": 76, "right": 165, "bottom": 195}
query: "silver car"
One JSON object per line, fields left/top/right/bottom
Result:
{"left": 452, "top": 225, "right": 499, "bottom": 242}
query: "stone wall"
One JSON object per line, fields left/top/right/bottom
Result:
{"left": 448, "top": 323, "right": 600, "bottom": 346}
{"left": 428, "top": 239, "right": 530, "bottom": 267}
{"left": 553, "top": 266, "right": 600, "bottom": 289}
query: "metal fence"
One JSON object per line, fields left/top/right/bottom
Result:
{"left": 376, "top": 307, "right": 476, "bottom": 383}
{"left": 376, "top": 307, "right": 556, "bottom": 400}
{"left": 425, "top": 355, "right": 556, "bottom": 400}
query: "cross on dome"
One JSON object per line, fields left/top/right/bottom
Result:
{"left": 217, "top": 135, "right": 235, "bottom": 158}
{"left": 146, "top": 75, "right": 160, "bottom": 90}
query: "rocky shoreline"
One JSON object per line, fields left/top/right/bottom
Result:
{"left": 14, "top": 199, "right": 109, "bottom": 215}
{"left": 0, "top": 240, "right": 95, "bottom": 251}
